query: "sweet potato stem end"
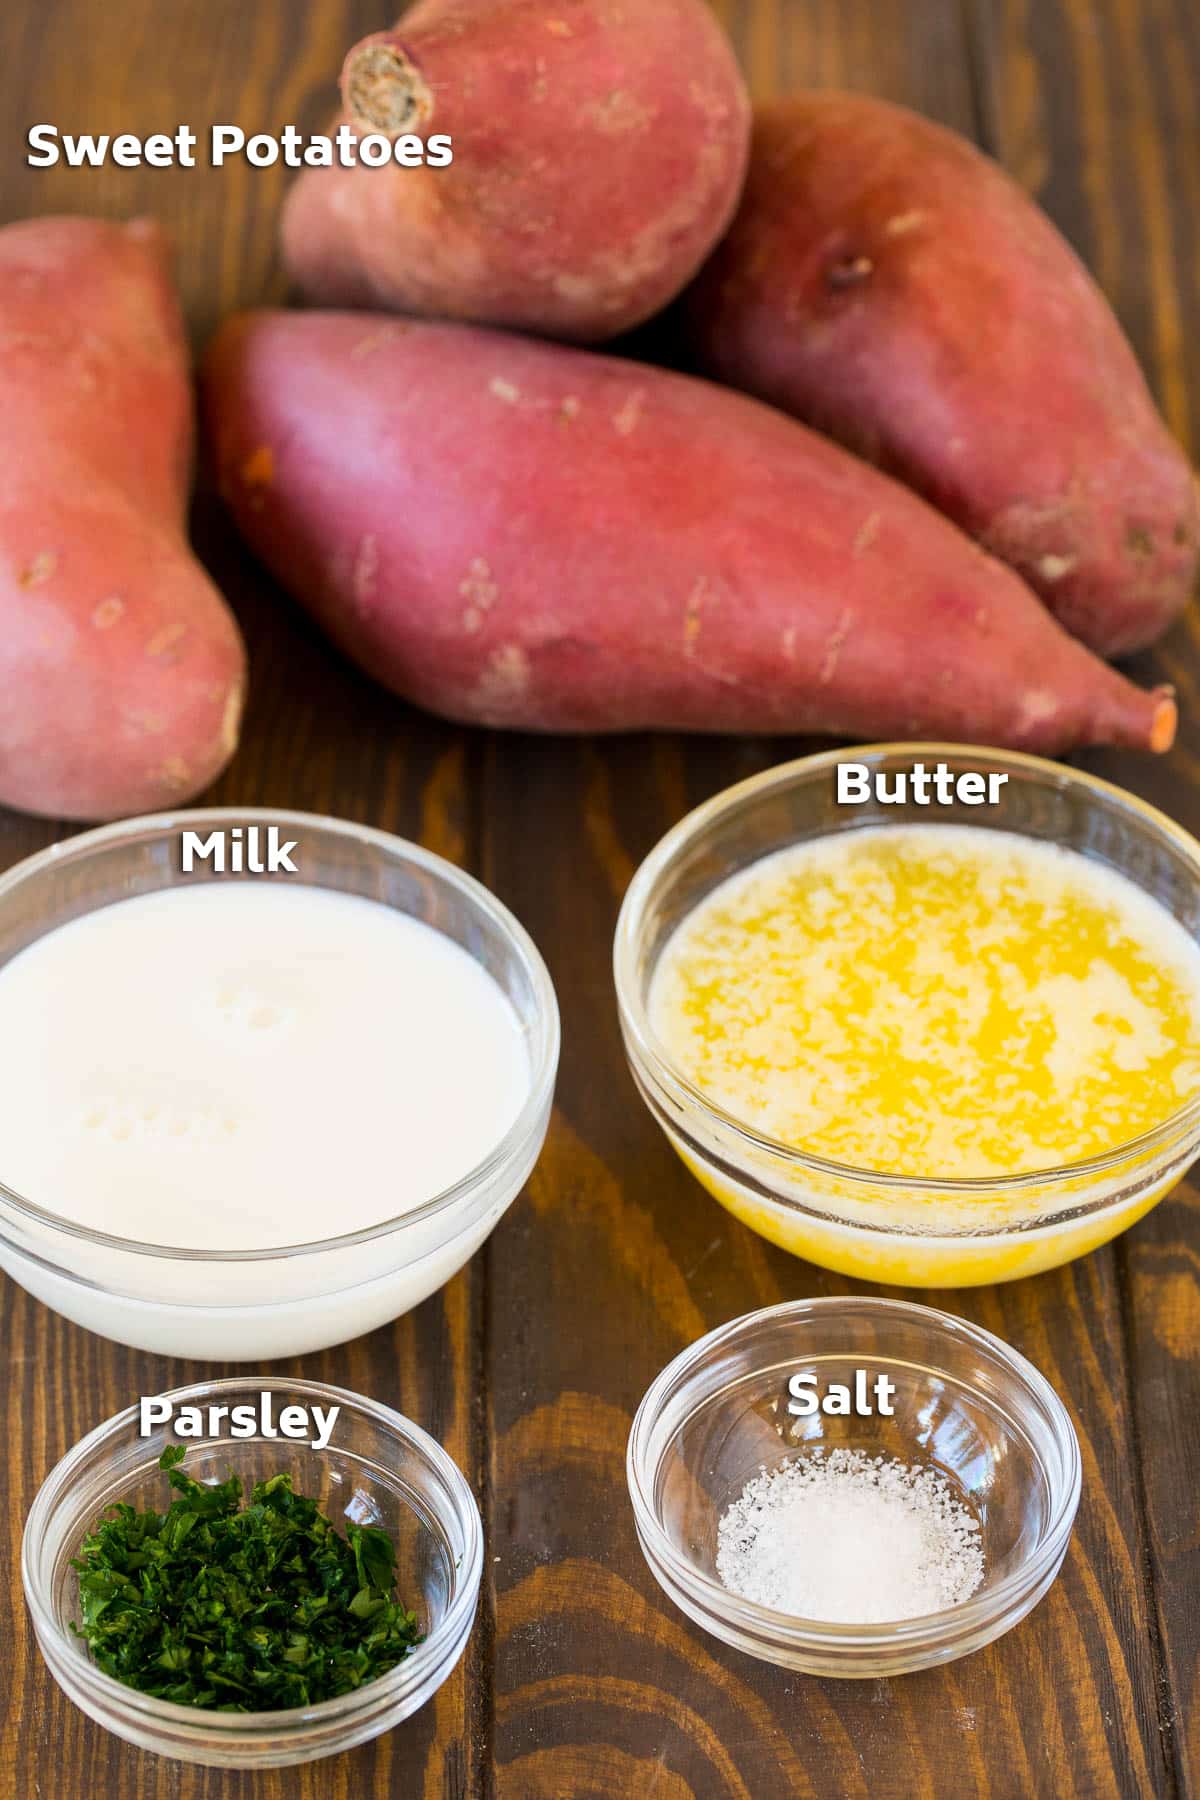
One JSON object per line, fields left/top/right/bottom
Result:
{"left": 345, "top": 44, "right": 433, "bottom": 134}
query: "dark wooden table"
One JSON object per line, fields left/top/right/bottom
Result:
{"left": 1, "top": 2, "right": 1198, "bottom": 1795}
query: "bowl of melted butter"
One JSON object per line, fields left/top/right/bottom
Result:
{"left": 615, "top": 745, "right": 1200, "bottom": 1285}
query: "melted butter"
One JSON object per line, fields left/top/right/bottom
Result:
{"left": 651, "top": 826, "right": 1200, "bottom": 1179}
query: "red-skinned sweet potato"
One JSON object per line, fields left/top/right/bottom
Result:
{"left": 203, "top": 310, "right": 1173, "bottom": 757}
{"left": 0, "top": 216, "right": 246, "bottom": 821}
{"left": 680, "top": 93, "right": 1200, "bottom": 657}
{"left": 280, "top": 0, "right": 749, "bottom": 342}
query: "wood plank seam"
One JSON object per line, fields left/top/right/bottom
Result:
{"left": 1115, "top": 1239, "right": 1184, "bottom": 1799}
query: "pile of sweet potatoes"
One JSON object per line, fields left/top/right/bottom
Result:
{"left": 2, "top": 2, "right": 1195, "bottom": 819}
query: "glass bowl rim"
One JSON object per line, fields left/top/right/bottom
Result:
{"left": 0, "top": 807, "right": 560, "bottom": 1261}
{"left": 614, "top": 742, "right": 1200, "bottom": 1210}
{"left": 625, "top": 1294, "right": 1082, "bottom": 1649}
{"left": 21, "top": 1374, "right": 484, "bottom": 1734}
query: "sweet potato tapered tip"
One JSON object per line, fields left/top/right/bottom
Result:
{"left": 1150, "top": 691, "right": 1177, "bottom": 754}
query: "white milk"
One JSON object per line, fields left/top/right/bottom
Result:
{"left": 0, "top": 884, "right": 545, "bottom": 1356}
{"left": 0, "top": 883, "right": 529, "bottom": 1246}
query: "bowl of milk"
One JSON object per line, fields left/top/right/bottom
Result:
{"left": 0, "top": 810, "right": 559, "bottom": 1357}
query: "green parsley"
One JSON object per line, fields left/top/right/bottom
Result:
{"left": 69, "top": 1444, "right": 422, "bottom": 1710}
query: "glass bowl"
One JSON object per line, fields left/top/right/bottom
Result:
{"left": 627, "top": 1296, "right": 1081, "bottom": 1677}
{"left": 22, "top": 1377, "right": 482, "bottom": 1768}
{"left": 614, "top": 744, "right": 1200, "bottom": 1286}
{"left": 0, "top": 808, "right": 559, "bottom": 1357}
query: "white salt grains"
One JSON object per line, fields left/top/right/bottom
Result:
{"left": 716, "top": 1449, "right": 984, "bottom": 1624}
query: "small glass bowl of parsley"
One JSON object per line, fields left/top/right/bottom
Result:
{"left": 22, "top": 1378, "right": 482, "bottom": 1768}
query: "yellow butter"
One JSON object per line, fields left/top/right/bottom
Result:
{"left": 652, "top": 826, "right": 1200, "bottom": 1184}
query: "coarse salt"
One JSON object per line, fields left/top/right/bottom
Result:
{"left": 716, "top": 1448, "right": 984, "bottom": 1624}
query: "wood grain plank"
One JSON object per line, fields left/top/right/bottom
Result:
{"left": 0, "top": 0, "right": 492, "bottom": 1765}
{"left": 0, "top": 632, "right": 492, "bottom": 1795}
{"left": 474, "top": 2, "right": 1191, "bottom": 1794}
{"left": 973, "top": 3, "right": 1200, "bottom": 1790}
{"left": 0, "top": 0, "right": 1197, "bottom": 1794}
{"left": 0, "top": 0, "right": 396, "bottom": 341}
{"left": 709, "top": 0, "right": 978, "bottom": 116}
{"left": 479, "top": 734, "right": 1174, "bottom": 1799}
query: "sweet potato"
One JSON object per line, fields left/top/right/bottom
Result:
{"left": 0, "top": 216, "right": 246, "bottom": 821}
{"left": 280, "top": 0, "right": 749, "bottom": 342}
{"left": 203, "top": 310, "right": 1173, "bottom": 757}
{"left": 680, "top": 93, "right": 1200, "bottom": 657}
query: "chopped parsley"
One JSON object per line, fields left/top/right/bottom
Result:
{"left": 69, "top": 1444, "right": 422, "bottom": 1710}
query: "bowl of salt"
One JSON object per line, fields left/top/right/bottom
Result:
{"left": 626, "top": 1296, "right": 1080, "bottom": 1676}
